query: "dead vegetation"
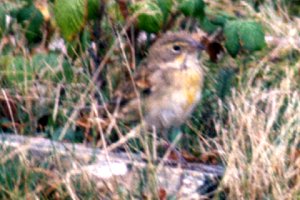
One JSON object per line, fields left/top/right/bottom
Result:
{"left": 0, "top": 0, "right": 299, "bottom": 199}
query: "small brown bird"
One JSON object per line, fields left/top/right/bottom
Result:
{"left": 114, "top": 32, "right": 205, "bottom": 134}
{"left": 79, "top": 31, "right": 206, "bottom": 147}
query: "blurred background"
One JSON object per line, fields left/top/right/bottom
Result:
{"left": 0, "top": 0, "right": 299, "bottom": 199}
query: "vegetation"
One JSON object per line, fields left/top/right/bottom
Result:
{"left": 0, "top": 0, "right": 299, "bottom": 199}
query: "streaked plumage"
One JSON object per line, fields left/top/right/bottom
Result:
{"left": 114, "top": 31, "right": 205, "bottom": 131}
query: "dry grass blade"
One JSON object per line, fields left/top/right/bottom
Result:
{"left": 215, "top": 66, "right": 300, "bottom": 199}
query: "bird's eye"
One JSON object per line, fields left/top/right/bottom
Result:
{"left": 172, "top": 45, "right": 181, "bottom": 52}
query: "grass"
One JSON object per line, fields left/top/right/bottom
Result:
{"left": 210, "top": 3, "right": 300, "bottom": 199}
{"left": 215, "top": 67, "right": 300, "bottom": 199}
{"left": 0, "top": 0, "right": 299, "bottom": 199}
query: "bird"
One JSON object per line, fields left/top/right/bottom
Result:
{"left": 79, "top": 31, "right": 206, "bottom": 149}
{"left": 114, "top": 31, "right": 205, "bottom": 135}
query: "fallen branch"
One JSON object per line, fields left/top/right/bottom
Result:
{"left": 0, "top": 134, "right": 224, "bottom": 198}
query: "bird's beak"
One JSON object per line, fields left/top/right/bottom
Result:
{"left": 196, "top": 42, "right": 206, "bottom": 50}
{"left": 191, "top": 40, "right": 205, "bottom": 50}
{"left": 186, "top": 38, "right": 206, "bottom": 51}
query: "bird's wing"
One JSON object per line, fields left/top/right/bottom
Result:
{"left": 110, "top": 60, "right": 163, "bottom": 123}
{"left": 113, "top": 60, "right": 158, "bottom": 105}
{"left": 76, "top": 61, "right": 157, "bottom": 130}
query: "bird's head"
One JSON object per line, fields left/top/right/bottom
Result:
{"left": 147, "top": 32, "right": 205, "bottom": 70}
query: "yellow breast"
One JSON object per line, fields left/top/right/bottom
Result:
{"left": 184, "top": 70, "right": 202, "bottom": 108}
{"left": 143, "top": 63, "right": 203, "bottom": 129}
{"left": 172, "top": 68, "right": 203, "bottom": 109}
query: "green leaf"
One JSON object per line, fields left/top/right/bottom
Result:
{"left": 199, "top": 11, "right": 235, "bottom": 34}
{"left": 2, "top": 55, "right": 34, "bottom": 86}
{"left": 239, "top": 21, "right": 266, "bottom": 52}
{"left": 156, "top": 0, "right": 173, "bottom": 23}
{"left": 54, "top": 0, "right": 101, "bottom": 40}
{"left": 32, "top": 53, "right": 74, "bottom": 83}
{"left": 199, "top": 16, "right": 220, "bottom": 34}
{"left": 16, "top": 5, "right": 44, "bottom": 43}
{"left": 224, "top": 20, "right": 241, "bottom": 57}
{"left": 31, "top": 53, "right": 59, "bottom": 79}
{"left": 54, "top": 0, "right": 85, "bottom": 41}
{"left": 179, "top": 0, "right": 205, "bottom": 19}
{"left": 0, "top": 53, "right": 74, "bottom": 88}
{"left": 208, "top": 11, "right": 235, "bottom": 26}
{"left": 132, "top": 1, "right": 163, "bottom": 33}
{"left": 210, "top": 15, "right": 228, "bottom": 26}
{"left": 224, "top": 20, "right": 265, "bottom": 57}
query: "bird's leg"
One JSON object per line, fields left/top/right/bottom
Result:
{"left": 160, "top": 128, "right": 188, "bottom": 166}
